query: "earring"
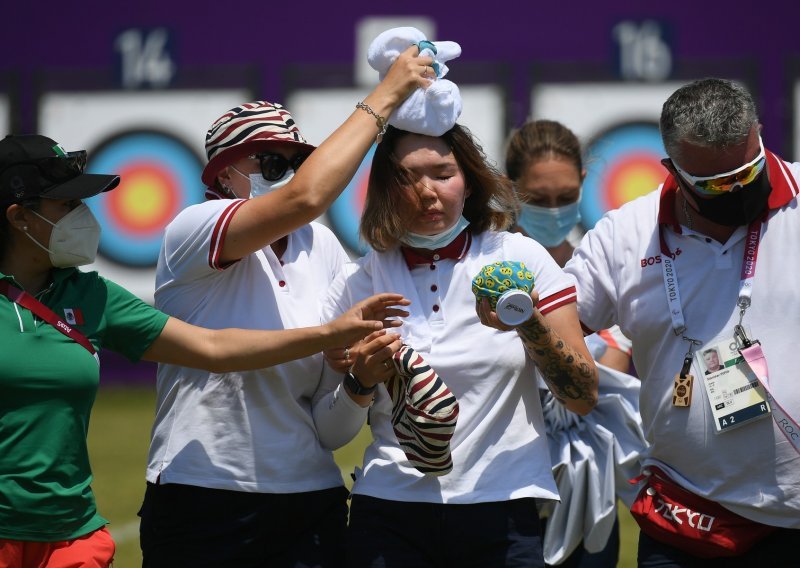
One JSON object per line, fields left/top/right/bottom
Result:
{"left": 21, "top": 225, "right": 27, "bottom": 231}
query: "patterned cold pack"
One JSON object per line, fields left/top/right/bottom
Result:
{"left": 471, "top": 261, "right": 534, "bottom": 309}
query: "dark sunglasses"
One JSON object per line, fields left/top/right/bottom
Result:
{"left": 249, "top": 152, "right": 310, "bottom": 182}
{"left": 1, "top": 150, "right": 87, "bottom": 183}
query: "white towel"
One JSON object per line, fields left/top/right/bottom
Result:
{"left": 367, "top": 26, "right": 463, "bottom": 137}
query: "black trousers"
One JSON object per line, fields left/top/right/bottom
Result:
{"left": 346, "top": 494, "right": 544, "bottom": 568}
{"left": 638, "top": 527, "right": 798, "bottom": 567}
{"left": 139, "top": 482, "right": 348, "bottom": 568}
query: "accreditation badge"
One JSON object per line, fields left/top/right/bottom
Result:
{"left": 697, "top": 334, "right": 771, "bottom": 434}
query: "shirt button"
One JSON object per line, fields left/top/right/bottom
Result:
{"left": 432, "top": 304, "right": 440, "bottom": 312}
{"left": 431, "top": 284, "right": 438, "bottom": 292}
{"left": 279, "top": 280, "right": 286, "bottom": 287}
{"left": 433, "top": 254, "right": 441, "bottom": 261}
{"left": 705, "top": 238, "right": 712, "bottom": 243}
{"left": 430, "top": 264, "right": 436, "bottom": 270}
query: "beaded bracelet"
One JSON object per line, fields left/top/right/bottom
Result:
{"left": 356, "top": 101, "right": 388, "bottom": 143}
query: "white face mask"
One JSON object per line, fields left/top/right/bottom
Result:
{"left": 24, "top": 203, "right": 101, "bottom": 267}
{"left": 400, "top": 215, "right": 470, "bottom": 249}
{"left": 232, "top": 166, "right": 295, "bottom": 198}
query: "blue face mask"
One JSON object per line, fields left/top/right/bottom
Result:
{"left": 401, "top": 215, "right": 470, "bottom": 249}
{"left": 517, "top": 201, "right": 581, "bottom": 247}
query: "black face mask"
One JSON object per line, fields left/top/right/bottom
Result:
{"left": 686, "top": 169, "right": 772, "bottom": 227}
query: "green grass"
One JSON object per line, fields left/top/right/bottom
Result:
{"left": 87, "top": 387, "right": 153, "bottom": 567}
{"left": 88, "top": 385, "right": 639, "bottom": 567}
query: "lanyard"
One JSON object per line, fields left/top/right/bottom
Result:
{"left": 0, "top": 280, "right": 98, "bottom": 361}
{"left": 739, "top": 342, "right": 800, "bottom": 452}
{"left": 659, "top": 221, "right": 762, "bottom": 344}
{"left": 660, "top": 222, "right": 800, "bottom": 451}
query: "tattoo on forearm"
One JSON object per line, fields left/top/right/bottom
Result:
{"left": 517, "top": 318, "right": 596, "bottom": 405}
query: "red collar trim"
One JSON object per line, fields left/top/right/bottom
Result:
{"left": 765, "top": 149, "right": 800, "bottom": 208}
{"left": 205, "top": 186, "right": 228, "bottom": 200}
{"left": 401, "top": 231, "right": 471, "bottom": 269}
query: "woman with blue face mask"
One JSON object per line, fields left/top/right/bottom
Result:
{"left": 505, "top": 120, "right": 644, "bottom": 568}
{"left": 506, "top": 120, "right": 585, "bottom": 269}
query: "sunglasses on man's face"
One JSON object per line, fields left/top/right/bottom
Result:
{"left": 249, "top": 152, "right": 310, "bottom": 182}
{"left": 671, "top": 138, "right": 766, "bottom": 196}
{"left": 1, "top": 150, "right": 87, "bottom": 183}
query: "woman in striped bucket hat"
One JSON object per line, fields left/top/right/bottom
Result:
{"left": 316, "top": 123, "right": 599, "bottom": 567}
{"left": 139, "top": 46, "right": 434, "bottom": 567}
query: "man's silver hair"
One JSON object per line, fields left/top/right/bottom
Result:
{"left": 660, "top": 78, "right": 758, "bottom": 162}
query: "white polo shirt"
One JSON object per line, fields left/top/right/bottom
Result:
{"left": 317, "top": 230, "right": 577, "bottom": 504}
{"left": 565, "top": 150, "right": 800, "bottom": 528}
{"left": 146, "top": 199, "right": 350, "bottom": 493}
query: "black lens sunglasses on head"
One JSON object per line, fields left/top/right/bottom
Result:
{"left": 249, "top": 152, "right": 310, "bottom": 182}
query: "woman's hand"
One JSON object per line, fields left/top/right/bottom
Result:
{"left": 322, "top": 293, "right": 410, "bottom": 352}
{"left": 475, "top": 289, "right": 540, "bottom": 331}
{"left": 368, "top": 45, "right": 434, "bottom": 112}
{"left": 324, "top": 346, "right": 352, "bottom": 373}
{"left": 348, "top": 330, "right": 404, "bottom": 389}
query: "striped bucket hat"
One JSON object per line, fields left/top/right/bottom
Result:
{"left": 387, "top": 344, "right": 459, "bottom": 476}
{"left": 201, "top": 101, "right": 316, "bottom": 187}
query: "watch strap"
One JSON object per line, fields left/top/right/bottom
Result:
{"left": 344, "top": 371, "right": 377, "bottom": 396}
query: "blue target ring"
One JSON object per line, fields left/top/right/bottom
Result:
{"left": 328, "top": 145, "right": 376, "bottom": 255}
{"left": 86, "top": 131, "right": 205, "bottom": 267}
{"left": 581, "top": 123, "right": 667, "bottom": 230}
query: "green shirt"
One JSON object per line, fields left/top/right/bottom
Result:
{"left": 0, "top": 268, "right": 168, "bottom": 541}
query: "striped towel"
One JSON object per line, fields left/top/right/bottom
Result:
{"left": 386, "top": 345, "right": 459, "bottom": 476}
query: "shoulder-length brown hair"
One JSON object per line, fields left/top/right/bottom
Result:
{"left": 360, "top": 124, "right": 517, "bottom": 252}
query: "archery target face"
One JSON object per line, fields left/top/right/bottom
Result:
{"left": 85, "top": 131, "right": 204, "bottom": 266}
{"left": 581, "top": 122, "right": 666, "bottom": 229}
{"left": 38, "top": 89, "right": 251, "bottom": 302}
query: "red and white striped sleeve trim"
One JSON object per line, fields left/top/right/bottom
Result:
{"left": 208, "top": 199, "right": 247, "bottom": 270}
{"left": 537, "top": 285, "right": 577, "bottom": 316}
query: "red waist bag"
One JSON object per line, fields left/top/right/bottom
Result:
{"left": 630, "top": 466, "right": 777, "bottom": 558}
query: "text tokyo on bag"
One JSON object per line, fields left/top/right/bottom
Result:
{"left": 630, "top": 466, "right": 777, "bottom": 558}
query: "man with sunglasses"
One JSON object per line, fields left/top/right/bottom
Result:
{"left": 565, "top": 78, "right": 800, "bottom": 565}
{"left": 139, "top": 46, "right": 433, "bottom": 567}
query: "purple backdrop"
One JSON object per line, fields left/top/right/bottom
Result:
{"left": 3, "top": 1, "right": 798, "bottom": 383}
{"left": 5, "top": 2, "right": 799, "bottom": 146}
